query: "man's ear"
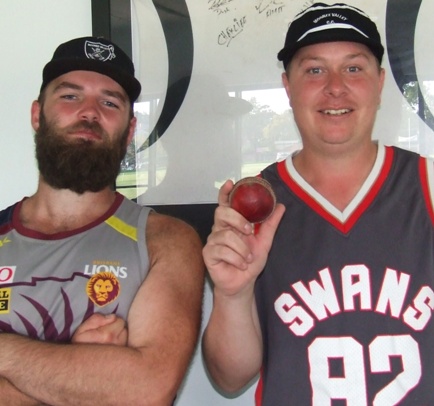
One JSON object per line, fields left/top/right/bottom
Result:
{"left": 31, "top": 100, "right": 41, "bottom": 131}
{"left": 281, "top": 72, "right": 292, "bottom": 107}
{"left": 378, "top": 68, "right": 386, "bottom": 106}
{"left": 126, "top": 116, "right": 137, "bottom": 145}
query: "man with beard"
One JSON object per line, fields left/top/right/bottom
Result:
{"left": 0, "top": 37, "right": 204, "bottom": 405}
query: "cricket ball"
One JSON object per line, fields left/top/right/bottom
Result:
{"left": 229, "top": 177, "right": 276, "bottom": 223}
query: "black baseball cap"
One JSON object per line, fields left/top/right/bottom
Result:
{"left": 41, "top": 36, "right": 142, "bottom": 102}
{"left": 277, "top": 3, "right": 384, "bottom": 69}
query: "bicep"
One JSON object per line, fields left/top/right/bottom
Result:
{"left": 127, "top": 213, "right": 204, "bottom": 353}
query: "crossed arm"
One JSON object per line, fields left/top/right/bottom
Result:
{"left": 0, "top": 212, "right": 205, "bottom": 405}
{"left": 0, "top": 314, "right": 127, "bottom": 406}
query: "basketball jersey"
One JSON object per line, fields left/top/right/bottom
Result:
{"left": 0, "top": 192, "right": 151, "bottom": 342}
{"left": 255, "top": 145, "right": 434, "bottom": 405}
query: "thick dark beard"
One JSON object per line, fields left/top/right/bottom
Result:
{"left": 35, "top": 112, "right": 129, "bottom": 194}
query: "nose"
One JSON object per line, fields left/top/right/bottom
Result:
{"left": 324, "top": 71, "right": 347, "bottom": 97}
{"left": 79, "top": 98, "right": 100, "bottom": 122}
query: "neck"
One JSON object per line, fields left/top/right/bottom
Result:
{"left": 19, "top": 179, "right": 117, "bottom": 234}
{"left": 293, "top": 141, "right": 378, "bottom": 211}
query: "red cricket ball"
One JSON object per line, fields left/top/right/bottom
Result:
{"left": 229, "top": 177, "right": 276, "bottom": 223}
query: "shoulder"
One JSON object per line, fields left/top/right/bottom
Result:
{"left": 0, "top": 202, "right": 19, "bottom": 229}
{"left": 388, "top": 145, "right": 421, "bottom": 162}
{"left": 146, "top": 211, "right": 200, "bottom": 239}
{"left": 140, "top": 212, "right": 205, "bottom": 305}
{"left": 145, "top": 211, "right": 203, "bottom": 263}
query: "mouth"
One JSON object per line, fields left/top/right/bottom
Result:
{"left": 67, "top": 122, "right": 104, "bottom": 141}
{"left": 73, "top": 129, "right": 101, "bottom": 141}
{"left": 322, "top": 108, "right": 352, "bottom": 116}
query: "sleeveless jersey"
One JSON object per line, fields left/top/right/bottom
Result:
{"left": 255, "top": 145, "right": 434, "bottom": 405}
{"left": 0, "top": 192, "right": 151, "bottom": 342}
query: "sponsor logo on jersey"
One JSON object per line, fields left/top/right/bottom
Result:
{"left": 0, "top": 266, "right": 16, "bottom": 285}
{"left": 83, "top": 261, "right": 128, "bottom": 278}
{"left": 0, "top": 287, "right": 11, "bottom": 314}
{"left": 86, "top": 271, "right": 120, "bottom": 307}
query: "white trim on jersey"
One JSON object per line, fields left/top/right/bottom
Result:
{"left": 285, "top": 143, "right": 386, "bottom": 223}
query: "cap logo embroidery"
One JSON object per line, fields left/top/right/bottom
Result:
{"left": 84, "top": 40, "right": 116, "bottom": 62}
{"left": 314, "top": 13, "right": 348, "bottom": 24}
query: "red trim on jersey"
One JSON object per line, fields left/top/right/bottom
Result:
{"left": 255, "top": 369, "right": 264, "bottom": 406}
{"left": 11, "top": 192, "right": 125, "bottom": 240}
{"left": 277, "top": 147, "right": 394, "bottom": 234}
{"left": 419, "top": 156, "right": 434, "bottom": 225}
{"left": 0, "top": 223, "right": 13, "bottom": 235}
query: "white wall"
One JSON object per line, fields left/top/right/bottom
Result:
{"left": 0, "top": 0, "right": 92, "bottom": 208}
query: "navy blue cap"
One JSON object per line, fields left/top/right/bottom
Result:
{"left": 41, "top": 36, "right": 141, "bottom": 102}
{"left": 278, "top": 3, "right": 384, "bottom": 69}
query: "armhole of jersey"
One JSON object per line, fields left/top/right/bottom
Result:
{"left": 0, "top": 204, "right": 16, "bottom": 233}
{"left": 138, "top": 206, "right": 152, "bottom": 277}
{"left": 0, "top": 206, "right": 13, "bottom": 225}
{"left": 419, "top": 156, "right": 434, "bottom": 225}
{"left": 255, "top": 368, "right": 264, "bottom": 406}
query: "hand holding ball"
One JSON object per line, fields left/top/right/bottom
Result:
{"left": 229, "top": 177, "right": 276, "bottom": 223}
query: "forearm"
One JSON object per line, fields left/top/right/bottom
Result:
{"left": 0, "top": 377, "right": 42, "bottom": 406}
{"left": 203, "top": 288, "right": 263, "bottom": 392}
{"left": 0, "top": 334, "right": 176, "bottom": 406}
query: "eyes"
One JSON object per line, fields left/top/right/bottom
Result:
{"left": 348, "top": 66, "right": 361, "bottom": 73}
{"left": 306, "top": 65, "right": 362, "bottom": 75}
{"left": 59, "top": 93, "right": 121, "bottom": 110}
{"left": 102, "top": 100, "right": 120, "bottom": 109}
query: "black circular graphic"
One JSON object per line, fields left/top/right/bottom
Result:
{"left": 386, "top": 0, "right": 434, "bottom": 132}
{"left": 138, "top": 0, "right": 194, "bottom": 152}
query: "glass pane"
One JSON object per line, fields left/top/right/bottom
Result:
{"left": 117, "top": 0, "right": 434, "bottom": 204}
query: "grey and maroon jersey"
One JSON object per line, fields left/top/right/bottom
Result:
{"left": 255, "top": 145, "right": 434, "bottom": 405}
{"left": 0, "top": 193, "right": 151, "bottom": 342}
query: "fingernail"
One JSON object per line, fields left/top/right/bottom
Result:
{"left": 244, "top": 223, "right": 253, "bottom": 233}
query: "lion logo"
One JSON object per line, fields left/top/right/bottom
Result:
{"left": 86, "top": 272, "right": 120, "bottom": 307}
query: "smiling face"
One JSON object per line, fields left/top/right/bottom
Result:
{"left": 31, "top": 70, "right": 136, "bottom": 193}
{"left": 282, "top": 41, "right": 385, "bottom": 155}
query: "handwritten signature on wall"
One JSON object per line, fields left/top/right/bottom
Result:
{"left": 210, "top": 0, "right": 286, "bottom": 47}
{"left": 208, "top": 0, "right": 235, "bottom": 15}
